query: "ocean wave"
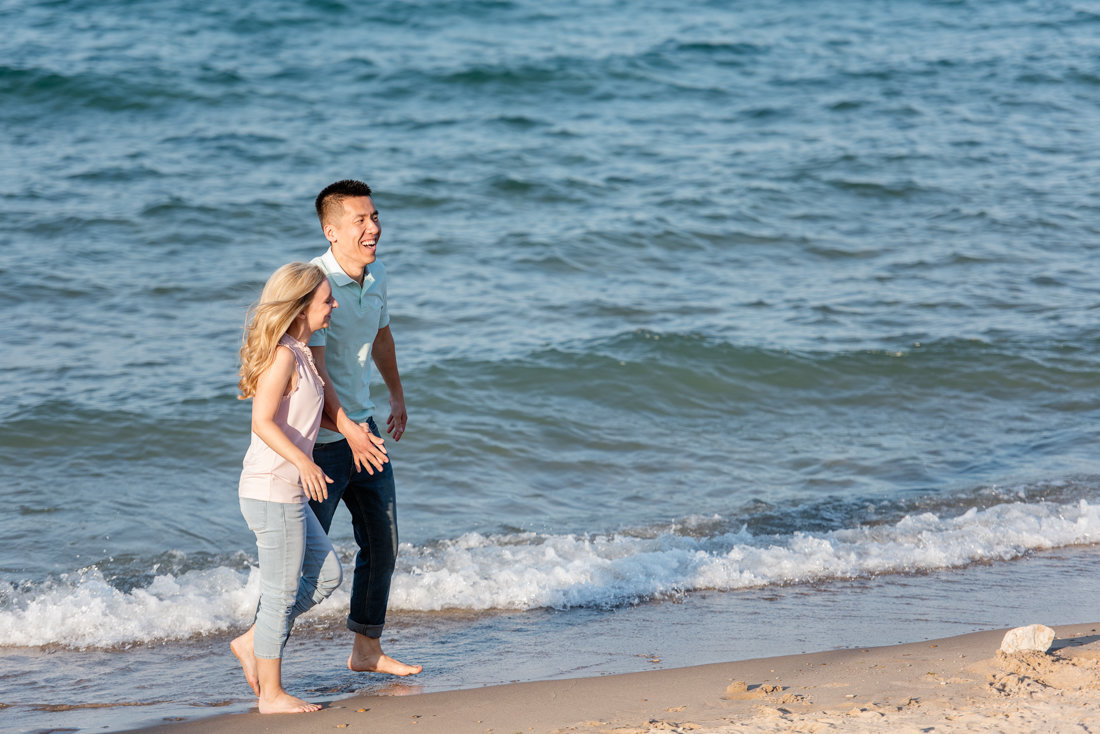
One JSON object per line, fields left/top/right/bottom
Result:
{"left": 7, "top": 329, "right": 1090, "bottom": 447}
{"left": 0, "top": 65, "right": 203, "bottom": 114}
{"left": 390, "top": 498, "right": 1100, "bottom": 610}
{"left": 415, "top": 330, "right": 1098, "bottom": 415}
{"left": 3, "top": 498, "right": 1098, "bottom": 648}
{"left": 0, "top": 566, "right": 258, "bottom": 649}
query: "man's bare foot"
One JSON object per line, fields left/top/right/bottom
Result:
{"left": 348, "top": 651, "right": 423, "bottom": 676}
{"left": 348, "top": 633, "right": 422, "bottom": 676}
{"left": 257, "top": 691, "right": 322, "bottom": 714}
{"left": 230, "top": 628, "right": 260, "bottom": 696}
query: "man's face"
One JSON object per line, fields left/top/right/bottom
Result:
{"left": 325, "top": 196, "right": 381, "bottom": 270}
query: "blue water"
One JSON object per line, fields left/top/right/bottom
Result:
{"left": 3, "top": 0, "right": 1100, "bottom": 730}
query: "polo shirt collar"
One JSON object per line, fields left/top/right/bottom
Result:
{"left": 319, "top": 247, "right": 366, "bottom": 288}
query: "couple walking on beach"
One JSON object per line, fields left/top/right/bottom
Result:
{"left": 230, "top": 179, "right": 421, "bottom": 714}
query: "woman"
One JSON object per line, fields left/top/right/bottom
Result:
{"left": 230, "top": 262, "right": 343, "bottom": 714}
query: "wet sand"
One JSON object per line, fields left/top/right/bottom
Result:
{"left": 124, "top": 622, "right": 1100, "bottom": 734}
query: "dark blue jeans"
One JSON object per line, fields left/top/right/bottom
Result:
{"left": 310, "top": 418, "right": 397, "bottom": 639}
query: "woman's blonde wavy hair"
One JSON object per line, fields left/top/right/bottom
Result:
{"left": 238, "top": 262, "right": 326, "bottom": 399}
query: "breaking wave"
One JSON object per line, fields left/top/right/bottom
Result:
{"left": 3, "top": 497, "right": 1098, "bottom": 648}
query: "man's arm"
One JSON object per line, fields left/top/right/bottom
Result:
{"left": 310, "top": 344, "right": 389, "bottom": 473}
{"left": 371, "top": 325, "right": 407, "bottom": 441}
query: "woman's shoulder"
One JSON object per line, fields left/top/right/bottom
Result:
{"left": 276, "top": 334, "right": 310, "bottom": 358}
{"left": 270, "top": 342, "right": 297, "bottom": 368}
{"left": 274, "top": 338, "right": 315, "bottom": 378}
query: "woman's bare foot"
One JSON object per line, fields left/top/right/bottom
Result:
{"left": 348, "top": 633, "right": 422, "bottom": 676}
{"left": 230, "top": 628, "right": 260, "bottom": 696}
{"left": 253, "top": 656, "right": 321, "bottom": 713}
{"left": 258, "top": 691, "right": 322, "bottom": 714}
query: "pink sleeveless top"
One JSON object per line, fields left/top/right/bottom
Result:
{"left": 238, "top": 334, "right": 325, "bottom": 503}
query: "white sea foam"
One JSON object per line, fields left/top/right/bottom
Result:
{"left": 2, "top": 499, "right": 1097, "bottom": 648}
{"left": 390, "top": 499, "right": 1100, "bottom": 610}
{"left": 0, "top": 566, "right": 257, "bottom": 648}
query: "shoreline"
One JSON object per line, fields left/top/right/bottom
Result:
{"left": 125, "top": 621, "right": 1100, "bottom": 734}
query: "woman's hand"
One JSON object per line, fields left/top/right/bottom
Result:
{"left": 297, "top": 459, "right": 334, "bottom": 502}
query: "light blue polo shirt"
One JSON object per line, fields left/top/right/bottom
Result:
{"left": 309, "top": 248, "right": 390, "bottom": 444}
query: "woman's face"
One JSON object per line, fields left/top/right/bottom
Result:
{"left": 302, "top": 279, "right": 337, "bottom": 333}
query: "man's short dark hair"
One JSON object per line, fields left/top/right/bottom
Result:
{"left": 315, "top": 179, "right": 373, "bottom": 226}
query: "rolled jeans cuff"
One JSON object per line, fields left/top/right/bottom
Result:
{"left": 348, "top": 619, "right": 384, "bottom": 638}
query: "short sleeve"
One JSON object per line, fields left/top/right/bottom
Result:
{"left": 376, "top": 263, "right": 390, "bottom": 329}
{"left": 378, "top": 293, "right": 390, "bottom": 329}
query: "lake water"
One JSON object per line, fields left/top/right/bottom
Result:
{"left": 3, "top": 0, "right": 1100, "bottom": 731}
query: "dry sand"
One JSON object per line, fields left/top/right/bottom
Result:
{"left": 128, "top": 622, "right": 1100, "bottom": 734}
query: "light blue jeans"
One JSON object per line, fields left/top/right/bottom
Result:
{"left": 239, "top": 498, "right": 343, "bottom": 659}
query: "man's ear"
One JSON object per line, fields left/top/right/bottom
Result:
{"left": 323, "top": 222, "right": 336, "bottom": 244}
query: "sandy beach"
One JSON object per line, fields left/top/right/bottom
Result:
{"left": 124, "top": 622, "right": 1100, "bottom": 734}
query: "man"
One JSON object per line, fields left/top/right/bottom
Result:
{"left": 307, "top": 179, "right": 421, "bottom": 676}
